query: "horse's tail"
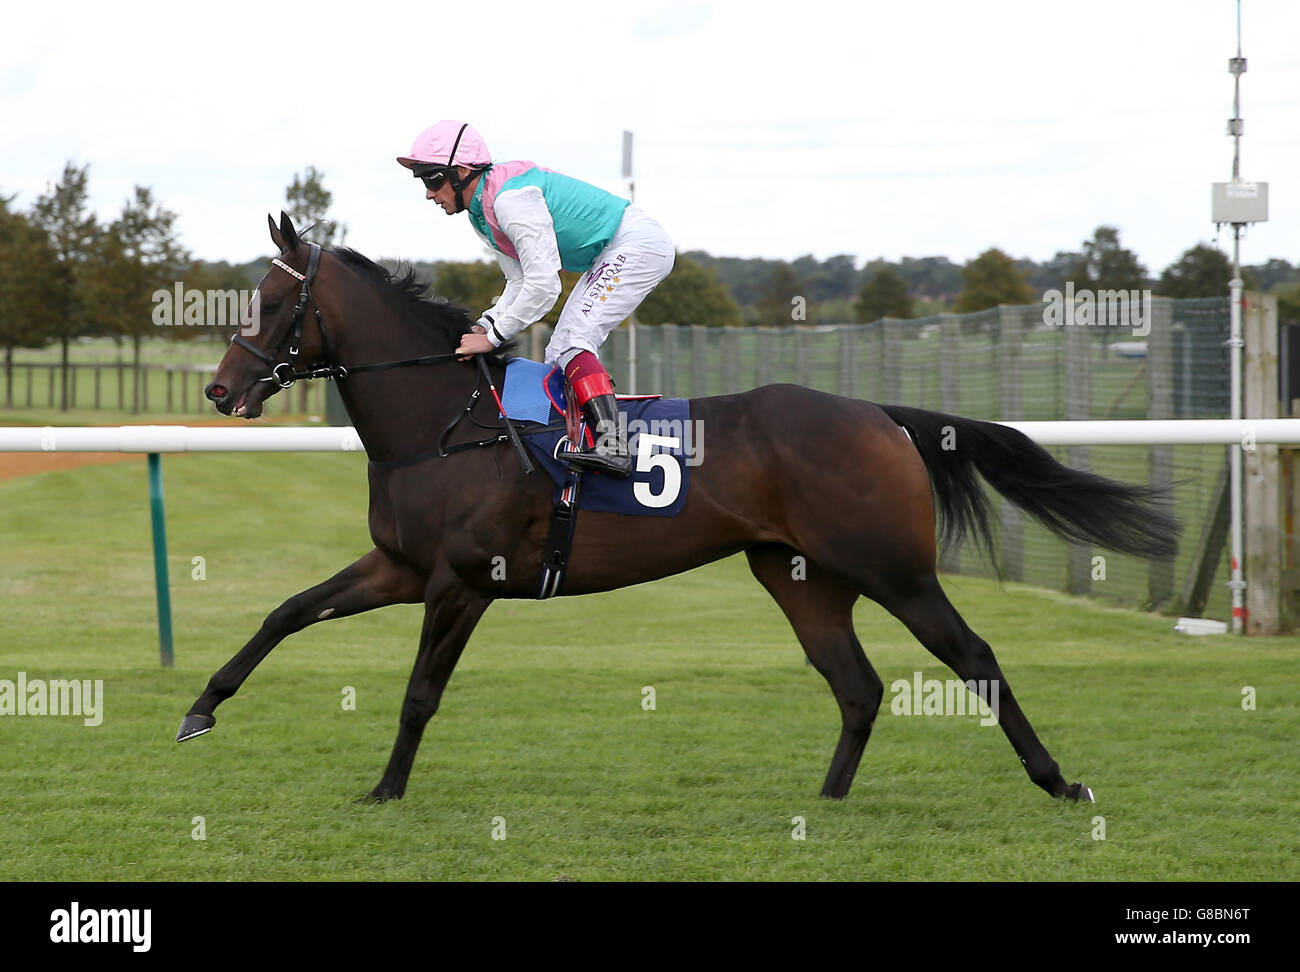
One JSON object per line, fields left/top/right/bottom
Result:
{"left": 878, "top": 403, "right": 1180, "bottom": 562}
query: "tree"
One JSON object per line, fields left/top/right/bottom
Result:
{"left": 285, "top": 166, "right": 345, "bottom": 247}
{"left": 683, "top": 251, "right": 785, "bottom": 308}
{"left": 1246, "top": 258, "right": 1297, "bottom": 292}
{"left": 31, "top": 162, "right": 98, "bottom": 410}
{"left": 637, "top": 254, "right": 742, "bottom": 327}
{"left": 855, "top": 266, "right": 914, "bottom": 322}
{"left": 894, "top": 256, "right": 963, "bottom": 300}
{"left": 92, "top": 187, "right": 190, "bottom": 411}
{"left": 431, "top": 260, "right": 583, "bottom": 350}
{"left": 0, "top": 197, "right": 66, "bottom": 407}
{"left": 1071, "top": 226, "right": 1147, "bottom": 293}
{"left": 816, "top": 254, "right": 861, "bottom": 302}
{"left": 82, "top": 231, "right": 137, "bottom": 342}
{"left": 755, "top": 263, "right": 805, "bottom": 324}
{"left": 788, "top": 253, "right": 860, "bottom": 303}
{"left": 182, "top": 260, "right": 259, "bottom": 347}
{"left": 1157, "top": 243, "right": 1257, "bottom": 298}
{"left": 1025, "top": 250, "right": 1085, "bottom": 296}
{"left": 432, "top": 260, "right": 504, "bottom": 316}
{"left": 1277, "top": 281, "right": 1300, "bottom": 326}
{"left": 953, "top": 249, "right": 1036, "bottom": 312}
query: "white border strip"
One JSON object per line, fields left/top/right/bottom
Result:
{"left": 0, "top": 419, "right": 1298, "bottom": 453}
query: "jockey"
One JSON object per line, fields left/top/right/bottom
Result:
{"left": 397, "top": 120, "right": 675, "bottom": 477}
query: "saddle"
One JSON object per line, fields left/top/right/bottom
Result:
{"left": 498, "top": 359, "right": 691, "bottom": 599}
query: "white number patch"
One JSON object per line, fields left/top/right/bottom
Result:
{"left": 633, "top": 434, "right": 682, "bottom": 509}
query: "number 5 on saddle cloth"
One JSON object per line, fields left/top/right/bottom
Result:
{"left": 498, "top": 358, "right": 695, "bottom": 598}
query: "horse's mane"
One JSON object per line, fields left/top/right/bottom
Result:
{"left": 326, "top": 246, "right": 514, "bottom": 365}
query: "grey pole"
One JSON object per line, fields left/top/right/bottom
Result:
{"left": 1212, "top": 0, "right": 1268, "bottom": 633}
{"left": 623, "top": 130, "right": 637, "bottom": 395}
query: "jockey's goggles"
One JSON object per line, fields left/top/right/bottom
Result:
{"left": 413, "top": 165, "right": 450, "bottom": 193}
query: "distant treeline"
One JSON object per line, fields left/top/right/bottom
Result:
{"left": 5, "top": 161, "right": 1300, "bottom": 413}
{"left": 200, "top": 233, "right": 1300, "bottom": 330}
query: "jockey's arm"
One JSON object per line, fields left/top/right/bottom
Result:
{"left": 477, "top": 187, "right": 562, "bottom": 347}
{"left": 478, "top": 251, "right": 525, "bottom": 338}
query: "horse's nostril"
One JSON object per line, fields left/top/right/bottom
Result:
{"left": 207, "top": 384, "right": 227, "bottom": 402}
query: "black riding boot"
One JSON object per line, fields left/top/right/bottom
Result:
{"left": 565, "top": 393, "right": 632, "bottom": 477}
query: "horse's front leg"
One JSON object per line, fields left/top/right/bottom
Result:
{"left": 366, "top": 568, "right": 491, "bottom": 802}
{"left": 177, "top": 547, "right": 426, "bottom": 741}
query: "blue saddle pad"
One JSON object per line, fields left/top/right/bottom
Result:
{"left": 500, "top": 357, "right": 694, "bottom": 517}
{"left": 500, "top": 358, "right": 556, "bottom": 425}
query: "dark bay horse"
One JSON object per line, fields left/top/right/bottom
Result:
{"left": 182, "top": 212, "right": 1178, "bottom": 804}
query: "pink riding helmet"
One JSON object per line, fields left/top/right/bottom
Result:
{"left": 397, "top": 120, "right": 492, "bottom": 169}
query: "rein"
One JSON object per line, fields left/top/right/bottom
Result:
{"left": 228, "top": 243, "right": 534, "bottom": 471}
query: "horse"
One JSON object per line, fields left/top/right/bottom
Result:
{"left": 182, "top": 212, "right": 1179, "bottom": 805}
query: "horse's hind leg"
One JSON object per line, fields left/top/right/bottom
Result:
{"left": 746, "top": 544, "right": 882, "bottom": 799}
{"left": 874, "top": 572, "right": 1093, "bottom": 802}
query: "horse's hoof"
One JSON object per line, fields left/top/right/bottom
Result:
{"left": 1060, "top": 781, "right": 1094, "bottom": 803}
{"left": 176, "top": 713, "right": 216, "bottom": 742}
{"left": 358, "top": 785, "right": 402, "bottom": 804}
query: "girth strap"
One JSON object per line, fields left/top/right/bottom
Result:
{"left": 538, "top": 467, "right": 583, "bottom": 599}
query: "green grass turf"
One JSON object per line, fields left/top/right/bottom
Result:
{"left": 0, "top": 453, "right": 1295, "bottom": 881}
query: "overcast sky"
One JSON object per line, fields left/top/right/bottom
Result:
{"left": 4, "top": 0, "right": 1297, "bottom": 279}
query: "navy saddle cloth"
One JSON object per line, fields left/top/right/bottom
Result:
{"left": 500, "top": 358, "right": 694, "bottom": 517}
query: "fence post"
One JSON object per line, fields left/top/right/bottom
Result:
{"left": 147, "top": 453, "right": 175, "bottom": 667}
{"left": 795, "top": 327, "right": 809, "bottom": 388}
{"left": 723, "top": 328, "right": 741, "bottom": 394}
{"left": 1243, "top": 291, "right": 1281, "bottom": 633}
{"left": 936, "top": 313, "right": 963, "bottom": 574}
{"left": 938, "top": 314, "right": 960, "bottom": 414}
{"left": 693, "top": 325, "right": 709, "bottom": 397}
{"left": 1065, "top": 308, "right": 1093, "bottom": 595}
{"left": 661, "top": 324, "right": 678, "bottom": 398}
{"left": 838, "top": 327, "right": 856, "bottom": 399}
{"left": 1147, "top": 296, "right": 1175, "bottom": 609}
{"left": 882, "top": 318, "right": 903, "bottom": 404}
{"left": 757, "top": 329, "right": 773, "bottom": 388}
{"left": 998, "top": 305, "right": 1025, "bottom": 581}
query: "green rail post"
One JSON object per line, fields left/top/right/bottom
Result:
{"left": 147, "top": 452, "right": 174, "bottom": 667}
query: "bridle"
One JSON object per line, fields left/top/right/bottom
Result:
{"left": 230, "top": 242, "right": 340, "bottom": 388}
{"left": 229, "top": 241, "right": 466, "bottom": 388}
{"left": 226, "top": 242, "right": 536, "bottom": 472}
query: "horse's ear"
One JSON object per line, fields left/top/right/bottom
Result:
{"left": 279, "top": 211, "right": 300, "bottom": 251}
{"left": 268, "top": 213, "right": 285, "bottom": 252}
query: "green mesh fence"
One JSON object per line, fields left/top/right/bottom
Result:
{"left": 587, "top": 297, "right": 1232, "bottom": 618}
